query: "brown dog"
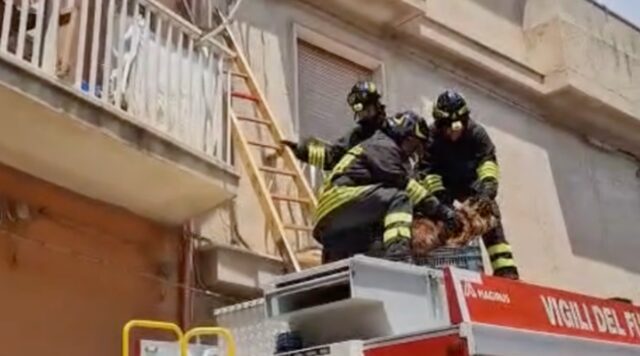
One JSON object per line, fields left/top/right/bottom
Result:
{"left": 411, "top": 199, "right": 497, "bottom": 257}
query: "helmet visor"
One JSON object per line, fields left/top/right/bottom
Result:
{"left": 351, "top": 103, "right": 364, "bottom": 113}
{"left": 347, "top": 92, "right": 360, "bottom": 106}
{"left": 435, "top": 117, "right": 453, "bottom": 130}
{"left": 435, "top": 118, "right": 465, "bottom": 136}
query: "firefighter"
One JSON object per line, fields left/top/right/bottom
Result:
{"left": 313, "top": 111, "right": 434, "bottom": 263}
{"left": 281, "top": 80, "right": 386, "bottom": 170}
{"left": 418, "top": 90, "right": 519, "bottom": 280}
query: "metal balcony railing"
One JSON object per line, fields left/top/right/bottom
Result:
{"left": 0, "top": 0, "right": 233, "bottom": 163}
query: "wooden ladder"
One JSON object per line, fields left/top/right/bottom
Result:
{"left": 222, "top": 29, "right": 319, "bottom": 272}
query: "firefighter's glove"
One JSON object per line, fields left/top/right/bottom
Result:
{"left": 383, "top": 238, "right": 413, "bottom": 263}
{"left": 280, "top": 140, "right": 304, "bottom": 160}
{"left": 470, "top": 178, "right": 497, "bottom": 211}
{"left": 281, "top": 139, "right": 298, "bottom": 151}
{"left": 414, "top": 195, "right": 440, "bottom": 218}
{"left": 476, "top": 178, "right": 498, "bottom": 200}
{"left": 437, "top": 204, "right": 462, "bottom": 238}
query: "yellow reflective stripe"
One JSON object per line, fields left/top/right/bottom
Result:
{"left": 309, "top": 146, "right": 318, "bottom": 167}
{"left": 308, "top": 142, "right": 325, "bottom": 168}
{"left": 309, "top": 147, "right": 317, "bottom": 166}
{"left": 477, "top": 161, "right": 499, "bottom": 180}
{"left": 309, "top": 143, "right": 324, "bottom": 166}
{"left": 316, "top": 187, "right": 354, "bottom": 217}
{"left": 487, "top": 243, "right": 512, "bottom": 256}
{"left": 316, "top": 186, "right": 368, "bottom": 221}
{"left": 348, "top": 145, "right": 364, "bottom": 156}
{"left": 318, "top": 148, "right": 325, "bottom": 168}
{"left": 492, "top": 257, "right": 516, "bottom": 270}
{"left": 315, "top": 185, "right": 372, "bottom": 222}
{"left": 426, "top": 182, "right": 445, "bottom": 194}
{"left": 319, "top": 145, "right": 364, "bottom": 192}
{"left": 368, "top": 82, "right": 376, "bottom": 93}
{"left": 478, "top": 166, "right": 498, "bottom": 176}
{"left": 406, "top": 179, "right": 429, "bottom": 204}
{"left": 415, "top": 123, "right": 428, "bottom": 139}
{"left": 423, "top": 175, "right": 442, "bottom": 184}
{"left": 433, "top": 108, "right": 450, "bottom": 118}
{"left": 315, "top": 144, "right": 367, "bottom": 221}
{"left": 384, "top": 212, "right": 412, "bottom": 227}
{"left": 383, "top": 227, "right": 411, "bottom": 243}
{"left": 455, "top": 105, "right": 469, "bottom": 118}
{"left": 420, "top": 175, "right": 445, "bottom": 194}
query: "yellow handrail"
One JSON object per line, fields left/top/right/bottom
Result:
{"left": 122, "top": 320, "right": 184, "bottom": 356}
{"left": 181, "top": 327, "right": 237, "bottom": 356}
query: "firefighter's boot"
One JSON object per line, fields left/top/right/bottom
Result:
{"left": 383, "top": 238, "right": 413, "bottom": 263}
{"left": 494, "top": 266, "right": 520, "bottom": 280}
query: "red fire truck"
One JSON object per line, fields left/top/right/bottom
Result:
{"left": 131, "top": 256, "right": 640, "bottom": 355}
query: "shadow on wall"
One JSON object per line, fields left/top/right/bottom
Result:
{"left": 470, "top": 0, "right": 527, "bottom": 25}
{"left": 226, "top": 6, "right": 299, "bottom": 253}
{"left": 469, "top": 91, "right": 640, "bottom": 276}
{"left": 233, "top": 19, "right": 297, "bottom": 136}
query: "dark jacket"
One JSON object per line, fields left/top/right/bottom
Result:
{"left": 296, "top": 116, "right": 385, "bottom": 170}
{"left": 418, "top": 120, "right": 498, "bottom": 197}
{"left": 315, "top": 130, "right": 427, "bottom": 223}
{"left": 330, "top": 130, "right": 412, "bottom": 189}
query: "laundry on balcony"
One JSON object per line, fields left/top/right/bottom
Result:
{"left": 0, "top": 0, "right": 233, "bottom": 161}
{"left": 0, "top": 0, "right": 76, "bottom": 73}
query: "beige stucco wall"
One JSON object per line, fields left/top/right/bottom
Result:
{"left": 226, "top": 0, "right": 640, "bottom": 300}
{"left": 419, "top": 0, "right": 640, "bottom": 121}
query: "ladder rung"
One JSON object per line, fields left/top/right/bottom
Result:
{"left": 231, "top": 91, "right": 260, "bottom": 102}
{"left": 271, "top": 194, "right": 311, "bottom": 204}
{"left": 260, "top": 166, "right": 296, "bottom": 176}
{"left": 237, "top": 115, "right": 271, "bottom": 125}
{"left": 247, "top": 140, "right": 279, "bottom": 150}
{"left": 284, "top": 224, "right": 314, "bottom": 231}
{"left": 229, "top": 71, "right": 249, "bottom": 79}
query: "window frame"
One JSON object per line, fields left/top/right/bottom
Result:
{"left": 292, "top": 23, "right": 385, "bottom": 135}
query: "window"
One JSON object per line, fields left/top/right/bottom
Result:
{"left": 297, "top": 40, "right": 373, "bottom": 143}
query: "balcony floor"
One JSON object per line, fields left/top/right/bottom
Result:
{"left": 0, "top": 57, "right": 238, "bottom": 225}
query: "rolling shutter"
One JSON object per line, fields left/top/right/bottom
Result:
{"left": 297, "top": 40, "right": 373, "bottom": 141}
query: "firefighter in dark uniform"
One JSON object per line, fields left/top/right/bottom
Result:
{"left": 419, "top": 90, "right": 519, "bottom": 280}
{"left": 313, "top": 111, "right": 435, "bottom": 263}
{"left": 282, "top": 80, "right": 386, "bottom": 170}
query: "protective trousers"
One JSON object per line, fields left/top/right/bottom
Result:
{"left": 314, "top": 186, "right": 413, "bottom": 263}
{"left": 481, "top": 204, "right": 518, "bottom": 277}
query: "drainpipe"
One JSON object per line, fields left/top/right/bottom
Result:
{"left": 180, "top": 220, "right": 195, "bottom": 330}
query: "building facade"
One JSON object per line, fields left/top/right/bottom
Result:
{"left": 228, "top": 0, "right": 640, "bottom": 299}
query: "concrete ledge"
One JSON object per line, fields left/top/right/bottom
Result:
{"left": 197, "top": 243, "right": 286, "bottom": 299}
{"left": 545, "top": 75, "right": 640, "bottom": 157}
{"left": 0, "top": 55, "right": 239, "bottom": 225}
{"left": 299, "top": 0, "right": 423, "bottom": 30}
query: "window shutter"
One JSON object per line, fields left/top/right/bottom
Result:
{"left": 297, "top": 40, "right": 372, "bottom": 141}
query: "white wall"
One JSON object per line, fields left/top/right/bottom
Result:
{"left": 229, "top": 0, "right": 640, "bottom": 300}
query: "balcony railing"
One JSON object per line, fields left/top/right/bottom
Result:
{"left": 0, "top": 0, "right": 233, "bottom": 162}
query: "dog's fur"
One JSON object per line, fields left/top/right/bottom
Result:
{"left": 411, "top": 200, "right": 497, "bottom": 256}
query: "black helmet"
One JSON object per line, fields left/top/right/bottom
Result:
{"left": 433, "top": 90, "right": 470, "bottom": 130}
{"left": 385, "top": 111, "right": 430, "bottom": 143}
{"left": 347, "top": 80, "right": 381, "bottom": 113}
